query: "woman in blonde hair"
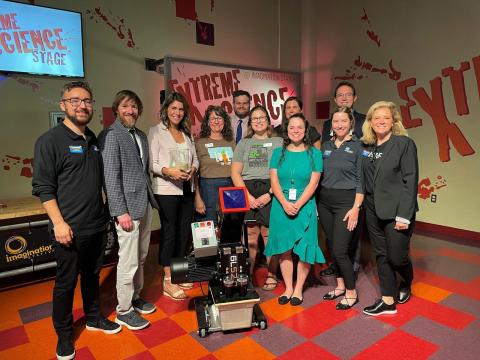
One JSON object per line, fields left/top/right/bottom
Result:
{"left": 361, "top": 101, "right": 419, "bottom": 316}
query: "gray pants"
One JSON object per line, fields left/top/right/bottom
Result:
{"left": 115, "top": 205, "right": 152, "bottom": 315}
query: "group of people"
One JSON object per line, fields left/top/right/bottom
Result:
{"left": 32, "top": 80, "right": 418, "bottom": 360}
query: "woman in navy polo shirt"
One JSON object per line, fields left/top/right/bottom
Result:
{"left": 318, "top": 106, "right": 364, "bottom": 310}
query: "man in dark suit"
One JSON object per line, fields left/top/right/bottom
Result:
{"left": 322, "top": 81, "right": 366, "bottom": 142}
{"left": 99, "top": 90, "right": 158, "bottom": 331}
{"left": 320, "top": 81, "right": 366, "bottom": 277}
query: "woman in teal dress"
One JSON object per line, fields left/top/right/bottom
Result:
{"left": 265, "top": 113, "right": 325, "bottom": 306}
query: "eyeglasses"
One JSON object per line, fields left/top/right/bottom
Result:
{"left": 335, "top": 93, "right": 354, "bottom": 99}
{"left": 62, "top": 98, "right": 95, "bottom": 107}
{"left": 251, "top": 116, "right": 267, "bottom": 123}
{"left": 209, "top": 116, "right": 224, "bottom": 123}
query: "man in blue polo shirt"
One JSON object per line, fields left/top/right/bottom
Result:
{"left": 33, "top": 81, "right": 121, "bottom": 360}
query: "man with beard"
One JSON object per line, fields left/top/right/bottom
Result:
{"left": 231, "top": 90, "right": 251, "bottom": 144}
{"left": 99, "top": 90, "right": 158, "bottom": 331}
{"left": 33, "top": 81, "right": 121, "bottom": 360}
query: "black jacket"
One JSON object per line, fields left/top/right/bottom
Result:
{"left": 363, "top": 135, "right": 419, "bottom": 221}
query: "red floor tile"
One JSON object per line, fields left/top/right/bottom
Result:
{"left": 282, "top": 301, "right": 357, "bottom": 339}
{"left": 353, "top": 329, "right": 438, "bottom": 360}
{"left": 437, "top": 247, "right": 480, "bottom": 265}
{"left": 377, "top": 296, "right": 475, "bottom": 329}
{"left": 134, "top": 317, "right": 186, "bottom": 348}
{"left": 277, "top": 341, "right": 340, "bottom": 360}
{"left": 0, "top": 325, "right": 29, "bottom": 351}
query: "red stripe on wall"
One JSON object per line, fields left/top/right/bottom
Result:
{"left": 415, "top": 221, "right": 480, "bottom": 241}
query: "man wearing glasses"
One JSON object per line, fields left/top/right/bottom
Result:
{"left": 322, "top": 81, "right": 366, "bottom": 143}
{"left": 33, "top": 81, "right": 121, "bottom": 360}
{"left": 320, "top": 81, "right": 366, "bottom": 277}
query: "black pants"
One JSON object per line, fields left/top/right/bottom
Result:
{"left": 318, "top": 188, "right": 357, "bottom": 290}
{"left": 365, "top": 195, "right": 414, "bottom": 297}
{"left": 155, "top": 186, "right": 194, "bottom": 266}
{"left": 52, "top": 230, "right": 107, "bottom": 339}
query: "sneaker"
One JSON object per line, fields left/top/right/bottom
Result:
{"left": 56, "top": 337, "right": 75, "bottom": 360}
{"left": 132, "top": 298, "right": 157, "bottom": 314}
{"left": 363, "top": 299, "right": 397, "bottom": 316}
{"left": 115, "top": 310, "right": 149, "bottom": 330}
{"left": 86, "top": 317, "right": 122, "bottom": 334}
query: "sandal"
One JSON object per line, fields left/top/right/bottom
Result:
{"left": 178, "top": 282, "right": 194, "bottom": 289}
{"left": 163, "top": 277, "right": 188, "bottom": 301}
{"left": 323, "top": 288, "right": 346, "bottom": 300}
{"left": 262, "top": 275, "right": 278, "bottom": 291}
{"left": 336, "top": 295, "right": 359, "bottom": 310}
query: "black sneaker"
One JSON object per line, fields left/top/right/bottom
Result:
{"left": 115, "top": 310, "right": 149, "bottom": 330}
{"left": 86, "top": 317, "right": 122, "bottom": 334}
{"left": 363, "top": 299, "right": 397, "bottom": 316}
{"left": 132, "top": 298, "right": 156, "bottom": 314}
{"left": 56, "top": 337, "right": 75, "bottom": 360}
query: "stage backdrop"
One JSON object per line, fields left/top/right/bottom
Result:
{"left": 165, "top": 57, "right": 301, "bottom": 136}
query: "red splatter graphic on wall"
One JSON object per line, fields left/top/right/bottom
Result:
{"left": 360, "top": 8, "right": 381, "bottom": 47}
{"left": 86, "top": 7, "right": 136, "bottom": 49}
{"left": 6, "top": 75, "right": 41, "bottom": 92}
{"left": 418, "top": 176, "right": 447, "bottom": 202}
{"left": 2, "top": 155, "right": 33, "bottom": 178}
{"left": 334, "top": 56, "right": 401, "bottom": 81}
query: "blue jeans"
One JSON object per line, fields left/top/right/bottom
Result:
{"left": 196, "top": 177, "right": 232, "bottom": 225}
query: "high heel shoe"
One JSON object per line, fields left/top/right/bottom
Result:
{"left": 336, "top": 295, "right": 359, "bottom": 310}
{"left": 323, "top": 288, "right": 346, "bottom": 300}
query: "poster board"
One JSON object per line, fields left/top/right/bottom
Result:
{"left": 164, "top": 56, "right": 301, "bottom": 136}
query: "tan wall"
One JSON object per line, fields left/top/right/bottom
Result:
{"left": 301, "top": 0, "right": 480, "bottom": 232}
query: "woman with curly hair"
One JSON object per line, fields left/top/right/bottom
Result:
{"left": 148, "top": 92, "right": 199, "bottom": 301}
{"left": 194, "top": 105, "right": 235, "bottom": 225}
{"left": 265, "top": 113, "right": 325, "bottom": 306}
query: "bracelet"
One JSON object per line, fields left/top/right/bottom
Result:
{"left": 268, "top": 190, "right": 273, "bottom": 197}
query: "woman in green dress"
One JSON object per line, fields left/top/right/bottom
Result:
{"left": 265, "top": 113, "right": 325, "bottom": 306}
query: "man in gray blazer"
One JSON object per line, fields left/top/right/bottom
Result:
{"left": 99, "top": 90, "right": 158, "bottom": 330}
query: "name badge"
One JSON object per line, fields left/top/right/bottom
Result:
{"left": 69, "top": 145, "right": 83, "bottom": 154}
{"left": 205, "top": 143, "right": 213, "bottom": 148}
{"left": 323, "top": 150, "right": 332, "bottom": 157}
{"left": 263, "top": 142, "right": 272, "bottom": 147}
{"left": 288, "top": 188, "right": 297, "bottom": 201}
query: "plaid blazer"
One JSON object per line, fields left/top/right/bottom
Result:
{"left": 99, "top": 119, "right": 158, "bottom": 220}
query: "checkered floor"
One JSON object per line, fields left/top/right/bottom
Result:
{"left": 1, "top": 233, "right": 479, "bottom": 359}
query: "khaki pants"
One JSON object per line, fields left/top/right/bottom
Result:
{"left": 115, "top": 205, "right": 152, "bottom": 315}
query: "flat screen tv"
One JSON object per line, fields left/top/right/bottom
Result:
{"left": 0, "top": 0, "right": 84, "bottom": 77}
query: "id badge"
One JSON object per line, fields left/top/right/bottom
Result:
{"left": 288, "top": 188, "right": 297, "bottom": 201}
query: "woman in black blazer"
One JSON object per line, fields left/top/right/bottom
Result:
{"left": 361, "top": 101, "right": 418, "bottom": 316}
